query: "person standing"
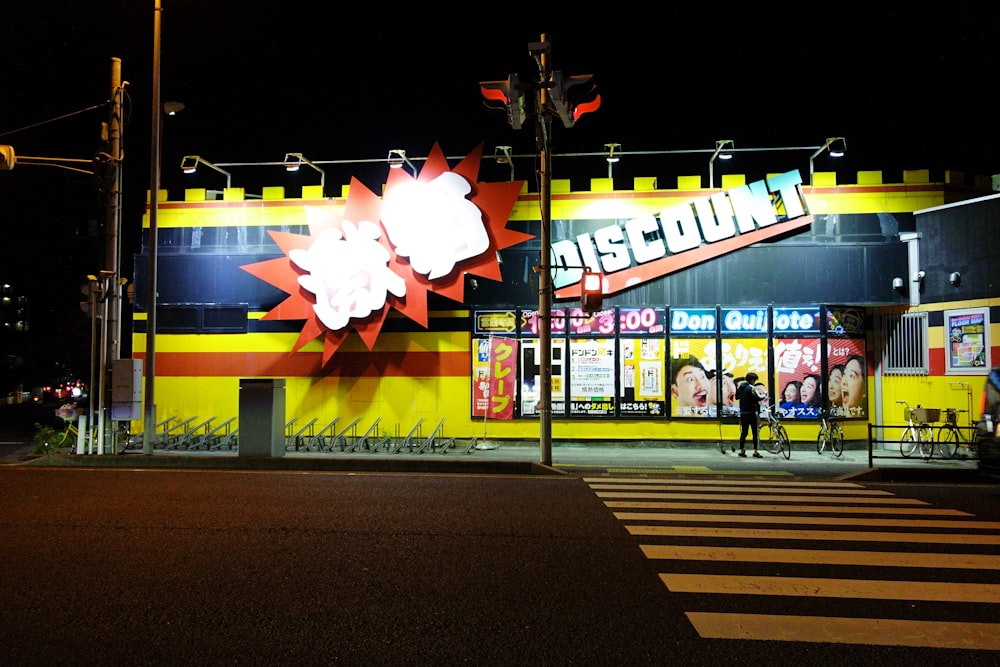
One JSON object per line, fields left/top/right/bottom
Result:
{"left": 736, "top": 372, "right": 764, "bottom": 457}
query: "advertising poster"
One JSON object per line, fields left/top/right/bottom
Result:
{"left": 471, "top": 337, "right": 492, "bottom": 418}
{"left": 828, "top": 338, "right": 867, "bottom": 418}
{"left": 471, "top": 310, "right": 518, "bottom": 419}
{"left": 519, "top": 338, "right": 566, "bottom": 417}
{"left": 713, "top": 337, "right": 770, "bottom": 418}
{"left": 568, "top": 338, "right": 615, "bottom": 416}
{"left": 619, "top": 338, "right": 666, "bottom": 417}
{"left": 670, "top": 337, "right": 767, "bottom": 418}
{"left": 774, "top": 337, "right": 824, "bottom": 419}
{"left": 944, "top": 307, "right": 990, "bottom": 374}
{"left": 470, "top": 336, "right": 518, "bottom": 420}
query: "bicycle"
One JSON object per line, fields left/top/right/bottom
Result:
{"left": 935, "top": 408, "right": 978, "bottom": 459}
{"left": 897, "top": 400, "right": 935, "bottom": 460}
{"left": 816, "top": 409, "right": 844, "bottom": 457}
{"left": 759, "top": 404, "right": 791, "bottom": 459}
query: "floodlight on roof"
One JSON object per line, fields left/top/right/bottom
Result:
{"left": 179, "top": 155, "right": 231, "bottom": 188}
{"left": 283, "top": 152, "right": 325, "bottom": 190}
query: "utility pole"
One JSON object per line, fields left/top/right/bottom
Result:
{"left": 96, "top": 57, "right": 124, "bottom": 455}
{"left": 481, "top": 34, "right": 600, "bottom": 466}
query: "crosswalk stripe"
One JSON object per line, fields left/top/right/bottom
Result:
{"left": 660, "top": 573, "right": 1000, "bottom": 603}
{"left": 628, "top": 525, "right": 1000, "bottom": 544}
{"left": 596, "top": 491, "right": 928, "bottom": 504}
{"left": 584, "top": 477, "right": 865, "bottom": 488}
{"left": 614, "top": 512, "right": 1000, "bottom": 529}
{"left": 684, "top": 612, "right": 1000, "bottom": 649}
{"left": 593, "top": 481, "right": 1000, "bottom": 649}
{"left": 641, "top": 544, "right": 1000, "bottom": 569}
{"left": 603, "top": 501, "right": 970, "bottom": 515}
{"left": 590, "top": 484, "right": 893, "bottom": 495}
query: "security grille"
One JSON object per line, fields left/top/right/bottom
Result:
{"left": 879, "top": 311, "right": 929, "bottom": 375}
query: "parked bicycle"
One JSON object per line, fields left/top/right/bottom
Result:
{"left": 759, "top": 404, "right": 791, "bottom": 459}
{"left": 897, "top": 400, "right": 935, "bottom": 460}
{"left": 815, "top": 409, "right": 843, "bottom": 457}
{"left": 935, "top": 408, "right": 978, "bottom": 459}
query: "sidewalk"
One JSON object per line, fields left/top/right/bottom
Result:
{"left": 14, "top": 439, "right": 992, "bottom": 483}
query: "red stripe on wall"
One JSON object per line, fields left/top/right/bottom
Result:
{"left": 133, "top": 351, "right": 470, "bottom": 377}
{"left": 930, "top": 347, "right": 944, "bottom": 376}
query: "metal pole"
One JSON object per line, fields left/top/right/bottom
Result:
{"left": 107, "top": 57, "right": 122, "bottom": 366}
{"left": 95, "top": 57, "right": 123, "bottom": 455}
{"left": 97, "top": 277, "right": 109, "bottom": 454}
{"left": 143, "top": 0, "right": 162, "bottom": 454}
{"left": 88, "top": 280, "right": 97, "bottom": 454}
{"left": 537, "top": 33, "right": 552, "bottom": 466}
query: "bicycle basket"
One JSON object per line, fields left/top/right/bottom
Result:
{"left": 912, "top": 407, "right": 940, "bottom": 422}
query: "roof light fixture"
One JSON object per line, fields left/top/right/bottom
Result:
{"left": 708, "top": 139, "right": 735, "bottom": 189}
{"left": 283, "top": 152, "right": 325, "bottom": 190}
{"left": 809, "top": 136, "right": 847, "bottom": 184}
{"left": 494, "top": 145, "right": 514, "bottom": 180}
{"left": 164, "top": 101, "right": 185, "bottom": 116}
{"left": 604, "top": 143, "right": 620, "bottom": 164}
{"left": 387, "top": 148, "right": 416, "bottom": 175}
{"left": 180, "top": 155, "right": 231, "bottom": 188}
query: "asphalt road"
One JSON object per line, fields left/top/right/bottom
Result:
{"left": 1, "top": 466, "right": 997, "bottom": 665}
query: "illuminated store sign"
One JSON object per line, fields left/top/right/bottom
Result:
{"left": 553, "top": 170, "right": 813, "bottom": 298}
{"left": 721, "top": 308, "right": 768, "bottom": 334}
{"left": 772, "top": 307, "right": 820, "bottom": 334}
{"left": 670, "top": 308, "right": 718, "bottom": 334}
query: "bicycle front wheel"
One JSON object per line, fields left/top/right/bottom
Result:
{"left": 831, "top": 423, "right": 844, "bottom": 457}
{"left": 900, "top": 427, "right": 918, "bottom": 457}
{"left": 936, "top": 424, "right": 958, "bottom": 459}
{"left": 918, "top": 423, "right": 935, "bottom": 460}
{"left": 816, "top": 429, "right": 827, "bottom": 454}
{"left": 775, "top": 424, "right": 791, "bottom": 460}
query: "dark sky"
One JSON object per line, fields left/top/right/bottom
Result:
{"left": 3, "top": 3, "right": 1000, "bottom": 288}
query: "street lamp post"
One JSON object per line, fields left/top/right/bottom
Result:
{"left": 143, "top": 0, "right": 162, "bottom": 454}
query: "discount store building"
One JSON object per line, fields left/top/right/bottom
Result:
{"left": 130, "top": 143, "right": 1000, "bottom": 448}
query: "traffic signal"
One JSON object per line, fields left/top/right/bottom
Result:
{"left": 549, "top": 71, "right": 600, "bottom": 128}
{"left": 581, "top": 272, "right": 603, "bottom": 313}
{"left": 479, "top": 74, "right": 526, "bottom": 130}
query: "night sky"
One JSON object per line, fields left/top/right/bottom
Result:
{"left": 2, "top": 2, "right": 999, "bottom": 382}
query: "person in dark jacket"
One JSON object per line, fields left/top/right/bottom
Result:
{"left": 735, "top": 372, "right": 764, "bottom": 457}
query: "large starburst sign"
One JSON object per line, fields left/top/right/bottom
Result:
{"left": 241, "top": 143, "right": 530, "bottom": 365}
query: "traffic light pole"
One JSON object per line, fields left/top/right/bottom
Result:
{"left": 536, "top": 35, "right": 553, "bottom": 466}
{"left": 482, "top": 34, "right": 598, "bottom": 466}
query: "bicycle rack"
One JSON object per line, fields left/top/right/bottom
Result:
{"left": 160, "top": 416, "right": 198, "bottom": 450}
{"left": 415, "top": 418, "right": 446, "bottom": 453}
{"left": 193, "top": 417, "right": 236, "bottom": 450}
{"left": 390, "top": 419, "right": 425, "bottom": 453}
{"left": 453, "top": 436, "right": 478, "bottom": 454}
{"left": 217, "top": 427, "right": 239, "bottom": 451}
{"left": 286, "top": 417, "right": 318, "bottom": 451}
{"left": 174, "top": 417, "right": 216, "bottom": 450}
{"left": 127, "top": 415, "right": 177, "bottom": 449}
{"left": 347, "top": 417, "right": 385, "bottom": 452}
{"left": 325, "top": 417, "right": 361, "bottom": 452}
{"left": 304, "top": 417, "right": 340, "bottom": 451}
